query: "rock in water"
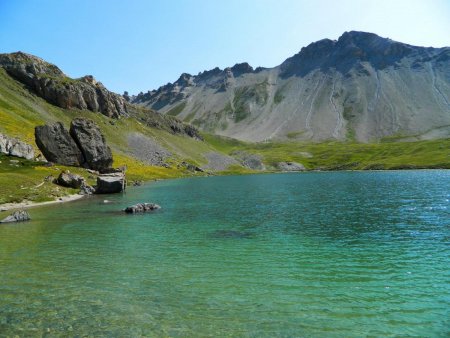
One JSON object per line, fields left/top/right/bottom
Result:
{"left": 69, "top": 118, "right": 113, "bottom": 171}
{"left": 0, "top": 133, "right": 35, "bottom": 160}
{"left": 276, "top": 162, "right": 306, "bottom": 171}
{"left": 96, "top": 173, "right": 125, "bottom": 194}
{"left": 55, "top": 170, "right": 85, "bottom": 189}
{"left": 0, "top": 210, "right": 31, "bottom": 223}
{"left": 35, "top": 122, "right": 84, "bottom": 166}
{"left": 124, "top": 203, "right": 161, "bottom": 213}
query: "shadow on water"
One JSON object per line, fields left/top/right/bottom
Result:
{"left": 209, "top": 229, "right": 254, "bottom": 239}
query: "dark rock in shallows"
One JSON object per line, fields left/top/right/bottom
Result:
{"left": 55, "top": 170, "right": 85, "bottom": 189}
{"left": 124, "top": 203, "right": 161, "bottom": 214}
{"left": 0, "top": 210, "right": 30, "bottom": 223}
{"left": 69, "top": 118, "right": 113, "bottom": 171}
{"left": 96, "top": 173, "right": 125, "bottom": 194}
{"left": 210, "top": 230, "right": 253, "bottom": 239}
{"left": 0, "top": 133, "right": 35, "bottom": 160}
{"left": 35, "top": 122, "right": 83, "bottom": 166}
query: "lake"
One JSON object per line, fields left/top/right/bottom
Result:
{"left": 0, "top": 171, "right": 449, "bottom": 336}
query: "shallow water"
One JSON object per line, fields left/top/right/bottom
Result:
{"left": 0, "top": 171, "right": 449, "bottom": 337}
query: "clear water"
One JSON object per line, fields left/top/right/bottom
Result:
{"left": 0, "top": 171, "right": 449, "bottom": 337}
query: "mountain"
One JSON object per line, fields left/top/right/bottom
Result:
{"left": 133, "top": 31, "right": 450, "bottom": 142}
{"left": 0, "top": 47, "right": 449, "bottom": 205}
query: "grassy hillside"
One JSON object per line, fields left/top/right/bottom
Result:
{"left": 204, "top": 134, "right": 450, "bottom": 170}
{"left": 0, "top": 68, "right": 222, "bottom": 204}
{"left": 1, "top": 67, "right": 449, "bottom": 205}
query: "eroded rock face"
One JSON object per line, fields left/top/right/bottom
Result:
{"left": 35, "top": 122, "right": 84, "bottom": 166}
{"left": 0, "top": 52, "right": 127, "bottom": 119}
{"left": 70, "top": 118, "right": 113, "bottom": 171}
{"left": 0, "top": 133, "right": 34, "bottom": 160}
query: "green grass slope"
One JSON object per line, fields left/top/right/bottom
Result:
{"left": 1, "top": 67, "right": 449, "bottom": 205}
{"left": 0, "top": 68, "right": 223, "bottom": 204}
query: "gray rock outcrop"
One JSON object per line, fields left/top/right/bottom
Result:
{"left": 35, "top": 122, "right": 84, "bottom": 166}
{"left": 124, "top": 203, "right": 161, "bottom": 213}
{"left": 232, "top": 151, "right": 266, "bottom": 170}
{"left": 0, "top": 52, "right": 127, "bottom": 119}
{"left": 276, "top": 161, "right": 306, "bottom": 171}
{"left": 79, "top": 181, "right": 95, "bottom": 195}
{"left": 0, "top": 210, "right": 31, "bottom": 223}
{"left": 0, "top": 133, "right": 35, "bottom": 160}
{"left": 96, "top": 173, "right": 125, "bottom": 194}
{"left": 70, "top": 118, "right": 113, "bottom": 171}
{"left": 55, "top": 171, "right": 85, "bottom": 189}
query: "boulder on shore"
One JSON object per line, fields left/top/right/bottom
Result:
{"left": 69, "top": 118, "right": 113, "bottom": 171}
{"left": 96, "top": 173, "right": 125, "bottom": 194}
{"left": 0, "top": 133, "right": 35, "bottom": 160}
{"left": 0, "top": 210, "right": 31, "bottom": 223}
{"left": 80, "top": 181, "right": 96, "bottom": 195}
{"left": 124, "top": 203, "right": 161, "bottom": 214}
{"left": 55, "top": 170, "right": 85, "bottom": 189}
{"left": 35, "top": 122, "right": 84, "bottom": 166}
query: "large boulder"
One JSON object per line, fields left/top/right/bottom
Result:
{"left": 96, "top": 173, "right": 125, "bottom": 194}
{"left": 0, "top": 133, "right": 35, "bottom": 160}
{"left": 55, "top": 170, "right": 85, "bottom": 189}
{"left": 35, "top": 122, "right": 83, "bottom": 166}
{"left": 69, "top": 118, "right": 113, "bottom": 171}
{"left": 0, "top": 210, "right": 30, "bottom": 223}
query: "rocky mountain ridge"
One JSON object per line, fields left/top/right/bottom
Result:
{"left": 0, "top": 52, "right": 128, "bottom": 118}
{"left": 133, "top": 31, "right": 450, "bottom": 142}
{"left": 0, "top": 52, "right": 202, "bottom": 139}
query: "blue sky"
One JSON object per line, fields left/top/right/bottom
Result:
{"left": 1, "top": 0, "right": 449, "bottom": 94}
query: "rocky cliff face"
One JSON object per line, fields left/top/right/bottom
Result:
{"left": 0, "top": 52, "right": 203, "bottom": 139}
{"left": 133, "top": 31, "right": 450, "bottom": 142}
{"left": 0, "top": 52, "right": 128, "bottom": 118}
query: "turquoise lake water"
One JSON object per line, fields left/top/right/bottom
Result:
{"left": 0, "top": 171, "right": 449, "bottom": 337}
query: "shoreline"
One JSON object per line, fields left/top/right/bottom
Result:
{"left": 0, "top": 194, "right": 85, "bottom": 212}
{"left": 1, "top": 168, "right": 449, "bottom": 212}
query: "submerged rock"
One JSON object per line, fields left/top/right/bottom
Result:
{"left": 210, "top": 230, "right": 253, "bottom": 239}
{"left": 0, "top": 210, "right": 30, "bottom": 223}
{"left": 96, "top": 173, "right": 125, "bottom": 194}
{"left": 124, "top": 203, "right": 161, "bottom": 213}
